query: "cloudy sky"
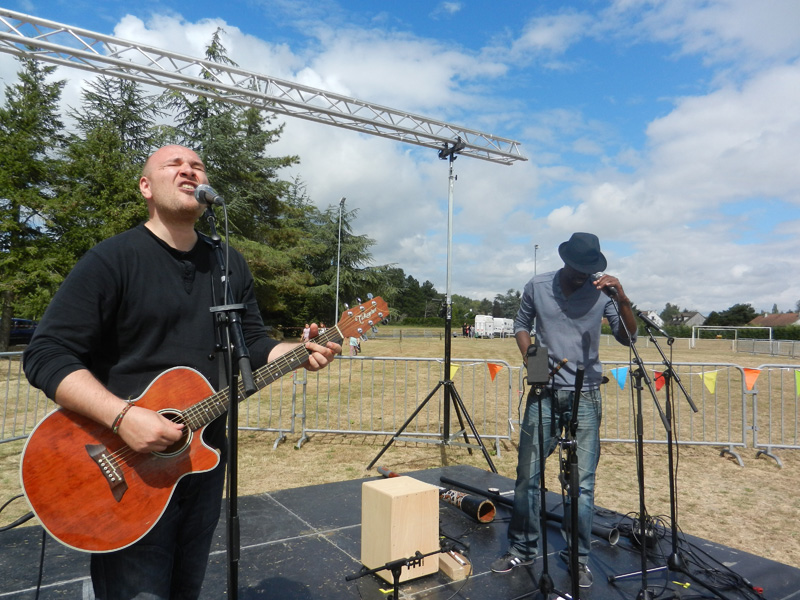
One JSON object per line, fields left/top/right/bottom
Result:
{"left": 3, "top": 0, "right": 800, "bottom": 315}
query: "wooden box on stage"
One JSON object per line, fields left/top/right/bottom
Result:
{"left": 360, "top": 476, "right": 439, "bottom": 583}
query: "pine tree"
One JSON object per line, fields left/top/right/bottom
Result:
{"left": 52, "top": 76, "right": 164, "bottom": 263}
{"left": 0, "top": 56, "right": 66, "bottom": 348}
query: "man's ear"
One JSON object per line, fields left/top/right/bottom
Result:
{"left": 139, "top": 176, "right": 152, "bottom": 199}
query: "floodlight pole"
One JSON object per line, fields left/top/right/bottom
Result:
{"left": 334, "top": 197, "right": 346, "bottom": 323}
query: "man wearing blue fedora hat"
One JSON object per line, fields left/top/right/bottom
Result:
{"left": 491, "top": 232, "right": 636, "bottom": 588}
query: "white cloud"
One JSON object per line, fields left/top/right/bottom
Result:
{"left": 608, "top": 0, "right": 800, "bottom": 68}
{"left": 644, "top": 62, "right": 800, "bottom": 208}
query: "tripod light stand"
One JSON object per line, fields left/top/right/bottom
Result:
{"left": 368, "top": 138, "right": 496, "bottom": 473}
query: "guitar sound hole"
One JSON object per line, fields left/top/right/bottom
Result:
{"left": 154, "top": 410, "right": 191, "bottom": 458}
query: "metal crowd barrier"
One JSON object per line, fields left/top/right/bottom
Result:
{"left": 293, "top": 356, "right": 516, "bottom": 455}
{"left": 751, "top": 364, "right": 800, "bottom": 468}
{"left": 2, "top": 352, "right": 799, "bottom": 468}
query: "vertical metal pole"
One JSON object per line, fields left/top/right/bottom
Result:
{"left": 443, "top": 156, "right": 455, "bottom": 440}
{"left": 534, "top": 244, "right": 539, "bottom": 276}
{"left": 334, "top": 197, "right": 346, "bottom": 323}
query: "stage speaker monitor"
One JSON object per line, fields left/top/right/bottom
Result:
{"left": 360, "top": 476, "right": 439, "bottom": 583}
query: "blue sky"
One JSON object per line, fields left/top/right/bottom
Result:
{"left": 4, "top": 0, "right": 800, "bottom": 315}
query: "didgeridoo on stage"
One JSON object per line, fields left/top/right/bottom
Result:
{"left": 376, "top": 467, "right": 496, "bottom": 524}
{"left": 439, "top": 475, "right": 620, "bottom": 546}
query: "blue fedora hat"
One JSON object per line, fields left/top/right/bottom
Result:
{"left": 558, "top": 232, "right": 607, "bottom": 274}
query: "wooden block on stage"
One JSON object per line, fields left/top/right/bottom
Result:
{"left": 439, "top": 551, "right": 471, "bottom": 581}
{"left": 360, "top": 476, "right": 439, "bottom": 583}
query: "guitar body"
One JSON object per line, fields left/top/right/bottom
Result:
{"left": 20, "top": 367, "right": 221, "bottom": 553}
{"left": 20, "top": 296, "right": 390, "bottom": 554}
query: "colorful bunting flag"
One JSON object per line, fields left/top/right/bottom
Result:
{"left": 796, "top": 370, "right": 800, "bottom": 398}
{"left": 701, "top": 370, "right": 718, "bottom": 394}
{"left": 449, "top": 365, "right": 460, "bottom": 379}
{"left": 654, "top": 371, "right": 665, "bottom": 391}
{"left": 743, "top": 368, "right": 761, "bottom": 391}
{"left": 487, "top": 362, "right": 503, "bottom": 381}
{"left": 610, "top": 366, "right": 629, "bottom": 390}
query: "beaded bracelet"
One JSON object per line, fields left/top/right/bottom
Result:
{"left": 111, "top": 403, "right": 133, "bottom": 434}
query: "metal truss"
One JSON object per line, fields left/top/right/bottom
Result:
{"left": 0, "top": 9, "right": 526, "bottom": 165}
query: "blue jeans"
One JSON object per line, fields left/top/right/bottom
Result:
{"left": 91, "top": 463, "right": 226, "bottom": 600}
{"left": 507, "top": 387, "right": 602, "bottom": 564}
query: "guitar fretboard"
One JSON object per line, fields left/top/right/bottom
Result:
{"left": 181, "top": 326, "right": 344, "bottom": 432}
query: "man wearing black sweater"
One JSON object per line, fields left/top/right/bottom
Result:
{"left": 23, "top": 145, "right": 341, "bottom": 599}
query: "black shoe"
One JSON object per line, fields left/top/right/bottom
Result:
{"left": 568, "top": 562, "right": 593, "bottom": 588}
{"left": 490, "top": 552, "right": 534, "bottom": 573}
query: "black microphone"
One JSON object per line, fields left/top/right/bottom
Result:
{"left": 194, "top": 183, "right": 225, "bottom": 206}
{"left": 593, "top": 272, "right": 617, "bottom": 296}
{"left": 637, "top": 311, "right": 673, "bottom": 340}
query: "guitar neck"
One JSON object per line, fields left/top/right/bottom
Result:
{"left": 246, "top": 326, "right": 344, "bottom": 395}
{"left": 182, "top": 326, "right": 344, "bottom": 431}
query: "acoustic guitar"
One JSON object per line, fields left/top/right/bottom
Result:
{"left": 20, "top": 297, "right": 388, "bottom": 553}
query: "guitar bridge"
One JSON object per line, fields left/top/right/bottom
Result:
{"left": 86, "top": 444, "right": 128, "bottom": 502}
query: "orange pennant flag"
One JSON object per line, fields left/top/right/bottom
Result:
{"left": 487, "top": 362, "right": 503, "bottom": 381}
{"left": 743, "top": 368, "right": 761, "bottom": 391}
{"left": 654, "top": 371, "right": 665, "bottom": 391}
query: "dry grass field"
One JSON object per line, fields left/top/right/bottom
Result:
{"left": 2, "top": 329, "right": 798, "bottom": 573}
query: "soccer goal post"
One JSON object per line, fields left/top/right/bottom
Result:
{"left": 691, "top": 325, "right": 772, "bottom": 350}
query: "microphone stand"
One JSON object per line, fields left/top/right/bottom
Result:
{"left": 516, "top": 342, "right": 568, "bottom": 600}
{"left": 559, "top": 365, "right": 584, "bottom": 600}
{"left": 607, "top": 300, "right": 669, "bottom": 599}
{"left": 204, "top": 204, "right": 257, "bottom": 600}
{"left": 642, "top": 326, "right": 697, "bottom": 578}
{"left": 611, "top": 325, "right": 730, "bottom": 599}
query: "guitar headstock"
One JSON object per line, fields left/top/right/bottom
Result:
{"left": 337, "top": 296, "right": 390, "bottom": 339}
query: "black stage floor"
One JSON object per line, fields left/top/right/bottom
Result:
{"left": 2, "top": 464, "right": 799, "bottom": 599}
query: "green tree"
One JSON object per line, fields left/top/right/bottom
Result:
{"left": 69, "top": 75, "right": 165, "bottom": 161}
{"left": 52, "top": 76, "right": 165, "bottom": 264}
{"left": 493, "top": 289, "right": 521, "bottom": 318}
{"left": 303, "top": 202, "right": 391, "bottom": 325}
{"left": 705, "top": 303, "right": 757, "bottom": 326}
{"left": 0, "top": 56, "right": 66, "bottom": 347}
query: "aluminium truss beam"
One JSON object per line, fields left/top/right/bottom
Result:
{"left": 0, "top": 8, "right": 526, "bottom": 165}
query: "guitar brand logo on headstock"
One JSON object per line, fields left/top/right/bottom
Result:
{"left": 355, "top": 306, "right": 379, "bottom": 323}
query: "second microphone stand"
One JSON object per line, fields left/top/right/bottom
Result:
{"left": 514, "top": 342, "right": 569, "bottom": 600}
{"left": 558, "top": 364, "right": 585, "bottom": 600}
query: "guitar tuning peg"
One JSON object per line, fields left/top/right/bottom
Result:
{"left": 356, "top": 297, "right": 362, "bottom": 304}
{"left": 372, "top": 326, "right": 379, "bottom": 334}
{"left": 367, "top": 293, "right": 374, "bottom": 300}
{"left": 344, "top": 303, "right": 350, "bottom": 310}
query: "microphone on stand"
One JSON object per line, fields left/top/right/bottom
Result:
{"left": 593, "top": 272, "right": 618, "bottom": 297}
{"left": 637, "top": 311, "right": 674, "bottom": 340}
{"left": 195, "top": 183, "right": 225, "bottom": 206}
